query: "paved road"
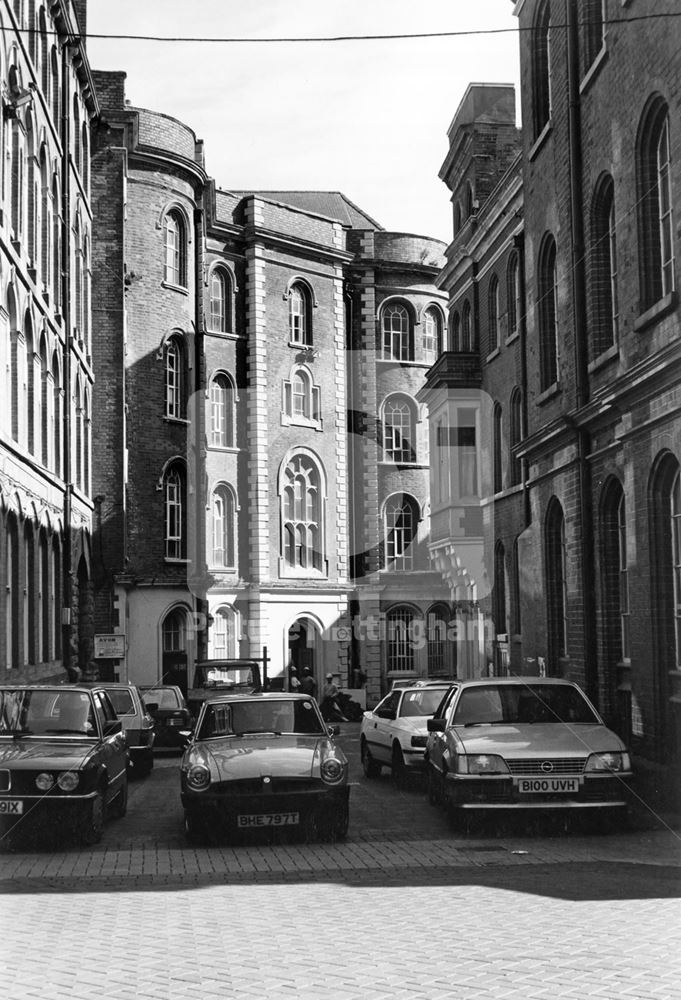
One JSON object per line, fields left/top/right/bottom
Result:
{"left": 2, "top": 725, "right": 681, "bottom": 999}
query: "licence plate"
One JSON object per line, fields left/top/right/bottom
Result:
{"left": 0, "top": 800, "right": 23, "bottom": 815}
{"left": 237, "top": 812, "right": 299, "bottom": 828}
{"left": 517, "top": 777, "right": 581, "bottom": 794}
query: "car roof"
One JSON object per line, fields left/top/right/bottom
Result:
{"left": 80, "top": 681, "right": 137, "bottom": 689}
{"left": 0, "top": 683, "right": 103, "bottom": 693}
{"left": 452, "top": 677, "right": 582, "bottom": 688}
{"left": 203, "top": 692, "right": 315, "bottom": 704}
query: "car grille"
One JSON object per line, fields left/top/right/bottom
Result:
{"left": 216, "top": 777, "right": 319, "bottom": 796}
{"left": 505, "top": 757, "right": 587, "bottom": 775}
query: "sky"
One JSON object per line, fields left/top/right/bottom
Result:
{"left": 85, "top": 1, "right": 521, "bottom": 245}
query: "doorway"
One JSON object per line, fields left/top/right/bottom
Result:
{"left": 287, "top": 617, "right": 322, "bottom": 693}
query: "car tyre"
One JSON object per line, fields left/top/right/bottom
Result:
{"left": 427, "top": 765, "right": 442, "bottom": 807}
{"left": 81, "top": 790, "right": 105, "bottom": 845}
{"left": 361, "top": 739, "right": 381, "bottom": 779}
{"left": 391, "top": 744, "right": 406, "bottom": 787}
{"left": 110, "top": 774, "right": 128, "bottom": 819}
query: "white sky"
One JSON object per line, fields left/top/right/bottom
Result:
{"left": 86, "top": 1, "right": 521, "bottom": 244}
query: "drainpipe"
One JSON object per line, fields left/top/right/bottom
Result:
{"left": 566, "top": 0, "right": 598, "bottom": 704}
{"left": 193, "top": 189, "right": 208, "bottom": 664}
{"left": 514, "top": 232, "right": 531, "bottom": 529}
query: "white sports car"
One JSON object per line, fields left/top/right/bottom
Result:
{"left": 360, "top": 682, "right": 454, "bottom": 783}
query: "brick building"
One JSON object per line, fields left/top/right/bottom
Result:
{"left": 0, "top": 0, "right": 98, "bottom": 683}
{"left": 425, "top": 2, "right": 681, "bottom": 800}
{"left": 89, "top": 71, "right": 448, "bottom": 703}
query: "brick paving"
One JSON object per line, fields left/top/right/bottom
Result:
{"left": 1, "top": 725, "right": 680, "bottom": 999}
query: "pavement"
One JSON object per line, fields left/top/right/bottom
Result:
{"left": 1, "top": 724, "right": 681, "bottom": 1000}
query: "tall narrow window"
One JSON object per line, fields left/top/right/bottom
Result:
{"left": 165, "top": 337, "right": 185, "bottom": 419}
{"left": 532, "top": 0, "right": 551, "bottom": 138}
{"left": 209, "top": 269, "right": 228, "bottom": 332}
{"left": 381, "top": 303, "right": 412, "bottom": 361}
{"left": 289, "top": 282, "right": 312, "bottom": 346}
{"left": 545, "top": 499, "right": 568, "bottom": 669}
{"left": 583, "top": 0, "right": 605, "bottom": 73}
{"left": 461, "top": 300, "right": 473, "bottom": 352}
{"left": 507, "top": 251, "right": 521, "bottom": 339}
{"left": 488, "top": 276, "right": 500, "bottom": 354}
{"left": 384, "top": 494, "right": 418, "bottom": 571}
{"left": 509, "top": 388, "right": 523, "bottom": 487}
{"left": 450, "top": 311, "right": 461, "bottom": 352}
{"left": 211, "top": 487, "right": 235, "bottom": 569}
{"left": 638, "top": 97, "right": 676, "bottom": 309}
{"left": 422, "top": 307, "right": 441, "bottom": 361}
{"left": 493, "top": 541, "right": 508, "bottom": 637}
{"left": 283, "top": 367, "right": 320, "bottom": 425}
{"left": 211, "top": 607, "right": 236, "bottom": 658}
{"left": 457, "top": 409, "right": 478, "bottom": 498}
{"left": 538, "top": 234, "right": 559, "bottom": 390}
{"left": 493, "top": 403, "right": 503, "bottom": 494}
{"left": 383, "top": 395, "right": 416, "bottom": 464}
{"left": 386, "top": 606, "right": 416, "bottom": 673}
{"left": 590, "top": 175, "right": 619, "bottom": 357}
{"left": 427, "top": 603, "right": 455, "bottom": 676}
{"left": 164, "top": 463, "right": 186, "bottom": 560}
{"left": 282, "top": 455, "right": 324, "bottom": 573}
{"left": 209, "top": 374, "right": 234, "bottom": 448}
{"left": 163, "top": 209, "right": 187, "bottom": 287}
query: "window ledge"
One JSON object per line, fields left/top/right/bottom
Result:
{"left": 281, "top": 415, "right": 323, "bottom": 431}
{"left": 505, "top": 330, "right": 520, "bottom": 346}
{"left": 161, "top": 281, "right": 189, "bottom": 296}
{"left": 206, "top": 329, "right": 241, "bottom": 341}
{"left": 588, "top": 343, "right": 619, "bottom": 374}
{"left": 529, "top": 120, "right": 552, "bottom": 161}
{"left": 536, "top": 381, "right": 561, "bottom": 405}
{"left": 634, "top": 290, "right": 678, "bottom": 332}
{"left": 164, "top": 557, "right": 190, "bottom": 565}
{"left": 377, "top": 358, "right": 430, "bottom": 368}
{"left": 163, "top": 416, "right": 190, "bottom": 426}
{"left": 208, "top": 565, "right": 237, "bottom": 573}
{"left": 288, "top": 340, "right": 315, "bottom": 352}
{"left": 485, "top": 347, "right": 501, "bottom": 364}
{"left": 207, "top": 444, "right": 238, "bottom": 453}
{"left": 579, "top": 44, "right": 608, "bottom": 95}
{"left": 378, "top": 461, "right": 425, "bottom": 470}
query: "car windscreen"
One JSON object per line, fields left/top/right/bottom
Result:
{"left": 452, "top": 684, "right": 600, "bottom": 726}
{"left": 143, "top": 688, "right": 181, "bottom": 710}
{"left": 0, "top": 689, "right": 96, "bottom": 737}
{"left": 197, "top": 665, "right": 257, "bottom": 688}
{"left": 400, "top": 688, "right": 450, "bottom": 718}
{"left": 198, "top": 699, "right": 326, "bottom": 739}
{"left": 105, "top": 689, "right": 136, "bottom": 715}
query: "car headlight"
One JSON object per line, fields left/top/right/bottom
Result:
{"left": 585, "top": 751, "right": 631, "bottom": 773}
{"left": 321, "top": 755, "right": 345, "bottom": 784}
{"left": 36, "top": 772, "right": 55, "bottom": 791}
{"left": 411, "top": 735, "right": 428, "bottom": 748}
{"left": 457, "top": 754, "right": 509, "bottom": 775}
{"left": 57, "top": 771, "right": 79, "bottom": 792}
{"left": 186, "top": 764, "right": 211, "bottom": 790}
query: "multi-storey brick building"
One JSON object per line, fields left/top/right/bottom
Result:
{"left": 0, "top": 0, "right": 98, "bottom": 683}
{"left": 426, "top": 2, "right": 681, "bottom": 801}
{"left": 89, "top": 71, "right": 448, "bottom": 703}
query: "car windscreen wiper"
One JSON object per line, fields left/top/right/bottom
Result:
{"left": 0, "top": 728, "right": 34, "bottom": 739}
{"left": 235, "top": 730, "right": 281, "bottom": 737}
{"left": 460, "top": 720, "right": 508, "bottom": 727}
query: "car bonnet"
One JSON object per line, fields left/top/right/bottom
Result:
{"left": 0, "top": 739, "right": 98, "bottom": 769}
{"left": 453, "top": 722, "right": 626, "bottom": 757}
{"left": 202, "top": 734, "right": 330, "bottom": 781}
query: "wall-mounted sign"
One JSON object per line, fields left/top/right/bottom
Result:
{"left": 94, "top": 634, "right": 126, "bottom": 659}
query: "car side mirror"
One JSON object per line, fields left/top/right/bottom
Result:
{"left": 327, "top": 724, "right": 340, "bottom": 737}
{"left": 427, "top": 717, "right": 446, "bottom": 733}
{"left": 104, "top": 719, "right": 123, "bottom": 736}
{"left": 377, "top": 708, "right": 396, "bottom": 720}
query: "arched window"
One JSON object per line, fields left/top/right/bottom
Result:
{"left": 83, "top": 387, "right": 91, "bottom": 494}
{"left": 211, "top": 606, "right": 236, "bottom": 658}
{"left": 465, "top": 182, "right": 475, "bottom": 218}
{"left": 165, "top": 336, "right": 185, "bottom": 419}
{"left": 454, "top": 202, "right": 462, "bottom": 235}
{"left": 488, "top": 275, "right": 500, "bottom": 354}
{"left": 637, "top": 96, "right": 675, "bottom": 310}
{"left": 450, "top": 310, "right": 461, "bottom": 352}
{"left": 289, "top": 282, "right": 312, "bottom": 346}
{"left": 52, "top": 175, "right": 60, "bottom": 308}
{"left": 386, "top": 605, "right": 417, "bottom": 673}
{"left": 52, "top": 535, "right": 61, "bottom": 658}
{"left": 532, "top": 0, "right": 551, "bottom": 138}
{"left": 427, "top": 603, "right": 455, "bottom": 676}
{"left": 25, "top": 316, "right": 35, "bottom": 454}
{"left": 493, "top": 403, "right": 503, "bottom": 494}
{"left": 538, "top": 234, "right": 559, "bottom": 390}
{"left": 493, "top": 541, "right": 508, "bottom": 638}
{"left": 40, "top": 147, "right": 51, "bottom": 285}
{"left": 163, "top": 209, "right": 187, "bottom": 287}
{"left": 422, "top": 307, "right": 442, "bottom": 361}
{"left": 461, "top": 300, "right": 474, "bottom": 352}
{"left": 39, "top": 528, "right": 50, "bottom": 662}
{"left": 209, "top": 373, "right": 235, "bottom": 448}
{"left": 545, "top": 498, "right": 568, "bottom": 670}
{"left": 381, "top": 302, "right": 413, "bottom": 361}
{"left": 600, "top": 478, "right": 630, "bottom": 733}
{"left": 74, "top": 373, "right": 83, "bottom": 489}
{"left": 283, "top": 367, "right": 320, "bottom": 424}
{"left": 23, "top": 520, "right": 35, "bottom": 665}
{"left": 26, "top": 113, "right": 36, "bottom": 265}
{"left": 383, "top": 395, "right": 416, "bottom": 464}
{"left": 281, "top": 454, "right": 324, "bottom": 573}
{"left": 40, "top": 10, "right": 49, "bottom": 96}
{"left": 590, "top": 175, "right": 618, "bottom": 357}
{"left": 51, "top": 47, "right": 59, "bottom": 125}
{"left": 164, "top": 462, "right": 186, "bottom": 560}
{"left": 52, "top": 351, "right": 62, "bottom": 477}
{"left": 509, "top": 387, "right": 523, "bottom": 487}
{"left": 384, "top": 494, "right": 419, "bottom": 571}
{"left": 74, "top": 215, "right": 84, "bottom": 338}
{"left": 583, "top": 0, "right": 605, "bottom": 73}
{"left": 209, "top": 269, "right": 230, "bottom": 332}
{"left": 73, "top": 96, "right": 81, "bottom": 175}
{"left": 507, "top": 251, "right": 521, "bottom": 340}
{"left": 39, "top": 335, "right": 48, "bottom": 467}
{"left": 82, "top": 121, "right": 89, "bottom": 194}
{"left": 5, "top": 515, "right": 20, "bottom": 669}
{"left": 211, "top": 486, "right": 236, "bottom": 569}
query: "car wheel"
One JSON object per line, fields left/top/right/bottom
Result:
{"left": 361, "top": 739, "right": 381, "bottom": 779}
{"left": 391, "top": 744, "right": 406, "bottom": 787}
{"left": 427, "top": 765, "right": 442, "bottom": 807}
{"left": 81, "top": 790, "right": 105, "bottom": 845}
{"left": 110, "top": 774, "right": 128, "bottom": 819}
{"left": 184, "top": 809, "right": 205, "bottom": 845}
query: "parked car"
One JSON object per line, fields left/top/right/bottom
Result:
{"left": 0, "top": 684, "right": 128, "bottom": 846}
{"left": 425, "top": 677, "right": 633, "bottom": 826}
{"left": 83, "top": 682, "right": 155, "bottom": 777}
{"left": 181, "top": 692, "right": 349, "bottom": 843}
{"left": 360, "top": 682, "right": 454, "bottom": 782}
{"left": 141, "top": 685, "right": 194, "bottom": 750}
{"left": 187, "top": 658, "right": 262, "bottom": 716}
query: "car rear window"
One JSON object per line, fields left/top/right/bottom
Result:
{"left": 144, "top": 689, "right": 181, "bottom": 710}
{"left": 400, "top": 688, "right": 449, "bottom": 718}
{"left": 105, "top": 689, "right": 136, "bottom": 715}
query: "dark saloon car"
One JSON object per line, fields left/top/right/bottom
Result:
{"left": 425, "top": 677, "right": 633, "bottom": 825}
{"left": 0, "top": 685, "right": 128, "bottom": 846}
{"left": 141, "top": 685, "right": 194, "bottom": 750}
{"left": 181, "top": 693, "right": 349, "bottom": 843}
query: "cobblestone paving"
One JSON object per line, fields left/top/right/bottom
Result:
{"left": 1, "top": 725, "right": 680, "bottom": 999}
